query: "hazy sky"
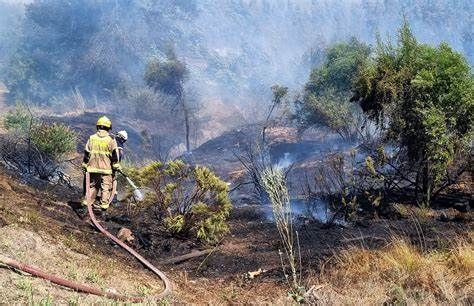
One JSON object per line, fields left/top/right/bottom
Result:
{"left": 1, "top": 0, "right": 30, "bottom": 4}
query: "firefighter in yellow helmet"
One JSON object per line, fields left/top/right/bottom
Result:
{"left": 81, "top": 116, "right": 121, "bottom": 214}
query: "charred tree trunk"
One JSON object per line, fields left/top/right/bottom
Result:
{"left": 421, "top": 161, "right": 432, "bottom": 207}
{"left": 178, "top": 89, "right": 191, "bottom": 153}
{"left": 183, "top": 103, "right": 191, "bottom": 153}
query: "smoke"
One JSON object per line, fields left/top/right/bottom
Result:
{"left": 0, "top": 1, "right": 23, "bottom": 71}
{"left": 0, "top": 0, "right": 471, "bottom": 126}
{"left": 259, "top": 198, "right": 338, "bottom": 224}
{"left": 274, "top": 152, "right": 293, "bottom": 170}
{"left": 188, "top": 0, "right": 472, "bottom": 105}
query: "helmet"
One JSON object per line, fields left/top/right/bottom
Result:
{"left": 117, "top": 130, "right": 128, "bottom": 141}
{"left": 96, "top": 116, "right": 112, "bottom": 129}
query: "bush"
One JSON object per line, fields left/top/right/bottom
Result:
{"left": 297, "top": 90, "right": 363, "bottom": 140}
{"left": 30, "top": 123, "right": 76, "bottom": 159}
{"left": 0, "top": 106, "right": 77, "bottom": 180}
{"left": 312, "top": 152, "right": 360, "bottom": 223}
{"left": 127, "top": 160, "right": 232, "bottom": 244}
{"left": 3, "top": 105, "right": 37, "bottom": 132}
{"left": 302, "top": 151, "right": 385, "bottom": 225}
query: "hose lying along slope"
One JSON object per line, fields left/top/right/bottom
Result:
{"left": 0, "top": 173, "right": 172, "bottom": 302}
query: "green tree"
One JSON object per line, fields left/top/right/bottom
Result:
{"left": 0, "top": 2, "right": 22, "bottom": 74}
{"left": 352, "top": 21, "right": 473, "bottom": 205}
{"left": 144, "top": 49, "right": 192, "bottom": 152}
{"left": 296, "top": 38, "right": 370, "bottom": 140}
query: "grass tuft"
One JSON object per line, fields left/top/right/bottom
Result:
{"left": 314, "top": 236, "right": 473, "bottom": 304}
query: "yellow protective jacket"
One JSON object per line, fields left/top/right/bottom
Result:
{"left": 82, "top": 130, "right": 120, "bottom": 174}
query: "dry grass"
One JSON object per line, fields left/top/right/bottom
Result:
{"left": 393, "top": 203, "right": 437, "bottom": 220}
{"left": 311, "top": 236, "right": 474, "bottom": 305}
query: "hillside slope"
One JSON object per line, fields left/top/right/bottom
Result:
{"left": 0, "top": 169, "right": 166, "bottom": 304}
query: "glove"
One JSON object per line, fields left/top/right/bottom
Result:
{"left": 81, "top": 163, "right": 88, "bottom": 172}
{"left": 112, "top": 163, "right": 122, "bottom": 172}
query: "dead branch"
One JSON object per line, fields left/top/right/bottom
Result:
{"left": 161, "top": 249, "right": 213, "bottom": 265}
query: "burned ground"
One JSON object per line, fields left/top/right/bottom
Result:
{"left": 0, "top": 165, "right": 472, "bottom": 304}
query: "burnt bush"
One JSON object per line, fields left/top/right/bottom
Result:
{"left": 303, "top": 151, "right": 384, "bottom": 225}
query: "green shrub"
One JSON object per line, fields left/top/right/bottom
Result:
{"left": 0, "top": 106, "right": 77, "bottom": 179}
{"left": 127, "top": 160, "right": 232, "bottom": 244}
{"left": 3, "top": 106, "right": 76, "bottom": 161}
{"left": 30, "top": 123, "right": 76, "bottom": 160}
{"left": 3, "top": 105, "right": 38, "bottom": 132}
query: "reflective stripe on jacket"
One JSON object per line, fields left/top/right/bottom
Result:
{"left": 83, "top": 130, "right": 119, "bottom": 174}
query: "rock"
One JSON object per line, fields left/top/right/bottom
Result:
{"left": 246, "top": 268, "right": 266, "bottom": 279}
{"left": 438, "top": 211, "right": 455, "bottom": 222}
{"left": 117, "top": 227, "right": 134, "bottom": 243}
{"left": 106, "top": 288, "right": 118, "bottom": 294}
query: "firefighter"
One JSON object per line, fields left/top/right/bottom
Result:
{"left": 115, "top": 130, "right": 128, "bottom": 160}
{"left": 82, "top": 116, "right": 121, "bottom": 216}
{"left": 112, "top": 130, "right": 128, "bottom": 204}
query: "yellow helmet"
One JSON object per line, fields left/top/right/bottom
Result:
{"left": 96, "top": 116, "right": 112, "bottom": 129}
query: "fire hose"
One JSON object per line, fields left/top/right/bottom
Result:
{"left": 0, "top": 172, "right": 172, "bottom": 302}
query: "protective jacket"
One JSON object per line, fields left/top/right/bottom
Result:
{"left": 83, "top": 130, "right": 120, "bottom": 174}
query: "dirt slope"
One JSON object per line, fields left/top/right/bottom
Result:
{"left": 0, "top": 169, "right": 166, "bottom": 304}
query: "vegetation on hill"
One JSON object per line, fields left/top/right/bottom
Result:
{"left": 0, "top": 0, "right": 471, "bottom": 112}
